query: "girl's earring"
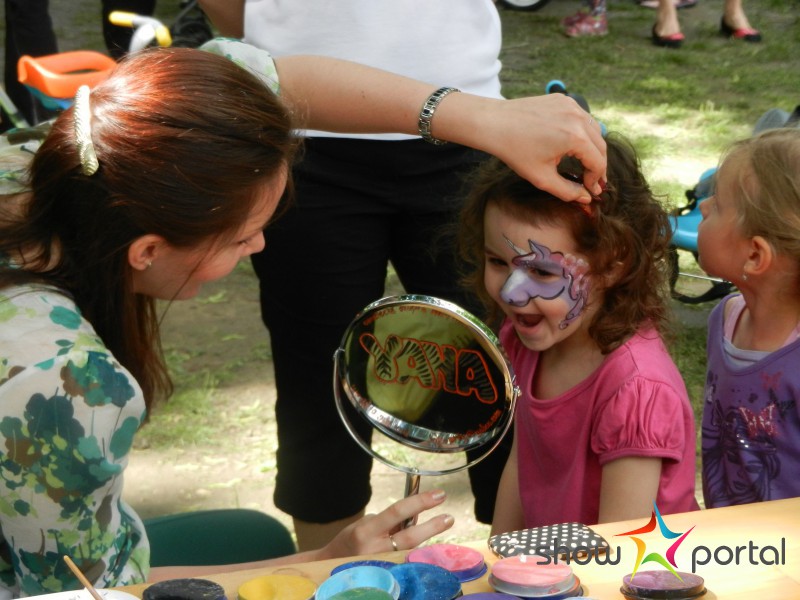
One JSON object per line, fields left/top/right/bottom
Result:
{"left": 742, "top": 272, "right": 748, "bottom": 281}
{"left": 146, "top": 260, "right": 153, "bottom": 269}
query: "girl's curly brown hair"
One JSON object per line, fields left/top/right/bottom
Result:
{"left": 458, "top": 133, "right": 672, "bottom": 354}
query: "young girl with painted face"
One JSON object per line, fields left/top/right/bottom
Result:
{"left": 459, "top": 133, "right": 700, "bottom": 532}
{"left": 697, "top": 128, "right": 800, "bottom": 508}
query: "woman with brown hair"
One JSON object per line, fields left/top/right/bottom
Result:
{"left": 0, "top": 40, "right": 604, "bottom": 595}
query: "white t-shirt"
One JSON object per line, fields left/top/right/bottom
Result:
{"left": 242, "top": 0, "right": 503, "bottom": 139}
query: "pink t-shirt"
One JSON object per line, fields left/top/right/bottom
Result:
{"left": 501, "top": 322, "right": 699, "bottom": 527}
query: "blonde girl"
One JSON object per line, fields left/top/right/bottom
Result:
{"left": 698, "top": 127, "right": 800, "bottom": 508}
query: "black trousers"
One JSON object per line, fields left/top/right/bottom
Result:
{"left": 3, "top": 0, "right": 58, "bottom": 128}
{"left": 252, "top": 137, "right": 512, "bottom": 524}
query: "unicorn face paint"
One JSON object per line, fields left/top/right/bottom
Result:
{"left": 483, "top": 204, "right": 592, "bottom": 352}
{"left": 501, "top": 236, "right": 590, "bottom": 329}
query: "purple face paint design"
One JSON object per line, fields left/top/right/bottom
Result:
{"left": 500, "top": 237, "right": 590, "bottom": 329}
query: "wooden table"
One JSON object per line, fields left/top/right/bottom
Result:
{"left": 120, "top": 497, "right": 800, "bottom": 599}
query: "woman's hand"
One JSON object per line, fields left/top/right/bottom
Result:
{"left": 315, "top": 490, "right": 454, "bottom": 561}
{"left": 436, "top": 92, "right": 607, "bottom": 203}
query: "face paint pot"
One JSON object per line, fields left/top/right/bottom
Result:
{"left": 488, "top": 555, "right": 582, "bottom": 599}
{"left": 237, "top": 574, "right": 317, "bottom": 600}
{"left": 143, "top": 579, "right": 226, "bottom": 600}
{"left": 315, "top": 566, "right": 401, "bottom": 600}
{"left": 406, "top": 543, "right": 488, "bottom": 582}
{"left": 332, "top": 560, "right": 399, "bottom": 575}
{"left": 461, "top": 594, "right": 522, "bottom": 600}
{"left": 388, "top": 562, "right": 463, "bottom": 600}
{"left": 620, "top": 571, "right": 706, "bottom": 600}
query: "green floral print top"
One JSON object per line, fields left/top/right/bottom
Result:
{"left": 0, "top": 39, "right": 280, "bottom": 596}
{"left": 0, "top": 285, "right": 149, "bottom": 597}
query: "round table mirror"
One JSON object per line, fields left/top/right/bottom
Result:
{"left": 333, "top": 295, "right": 519, "bottom": 525}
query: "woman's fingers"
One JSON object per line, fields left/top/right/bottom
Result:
{"left": 319, "top": 490, "right": 453, "bottom": 560}
{"left": 483, "top": 94, "right": 608, "bottom": 203}
{"left": 389, "top": 512, "right": 455, "bottom": 551}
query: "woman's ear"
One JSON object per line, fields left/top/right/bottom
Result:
{"left": 128, "top": 234, "right": 165, "bottom": 271}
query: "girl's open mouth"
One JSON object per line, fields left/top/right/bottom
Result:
{"left": 515, "top": 313, "right": 544, "bottom": 328}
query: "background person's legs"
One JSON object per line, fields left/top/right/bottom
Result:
{"left": 3, "top": 0, "right": 58, "bottom": 129}
{"left": 252, "top": 138, "right": 510, "bottom": 551}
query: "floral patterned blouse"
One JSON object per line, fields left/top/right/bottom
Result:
{"left": 0, "top": 36, "right": 280, "bottom": 599}
{"left": 0, "top": 285, "right": 149, "bottom": 597}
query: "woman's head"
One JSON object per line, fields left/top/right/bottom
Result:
{"left": 459, "top": 133, "right": 672, "bottom": 354}
{"left": 29, "top": 47, "right": 297, "bottom": 293}
{"left": 3, "top": 46, "right": 298, "bottom": 405}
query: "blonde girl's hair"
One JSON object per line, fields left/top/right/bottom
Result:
{"left": 722, "top": 128, "right": 800, "bottom": 268}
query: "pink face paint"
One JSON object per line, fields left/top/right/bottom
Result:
{"left": 500, "top": 237, "right": 590, "bottom": 329}
{"left": 620, "top": 570, "right": 706, "bottom": 600}
{"left": 488, "top": 554, "right": 583, "bottom": 599}
{"left": 406, "top": 543, "right": 488, "bottom": 582}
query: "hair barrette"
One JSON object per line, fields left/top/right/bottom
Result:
{"left": 74, "top": 85, "right": 99, "bottom": 176}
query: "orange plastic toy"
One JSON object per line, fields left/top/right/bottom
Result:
{"left": 17, "top": 51, "right": 116, "bottom": 106}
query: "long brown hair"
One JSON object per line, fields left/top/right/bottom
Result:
{"left": 459, "top": 133, "right": 672, "bottom": 354}
{"left": 0, "top": 47, "right": 299, "bottom": 409}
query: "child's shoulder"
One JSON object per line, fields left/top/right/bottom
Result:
{"left": 601, "top": 328, "right": 686, "bottom": 392}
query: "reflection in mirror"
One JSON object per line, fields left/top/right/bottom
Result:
{"left": 334, "top": 295, "right": 519, "bottom": 521}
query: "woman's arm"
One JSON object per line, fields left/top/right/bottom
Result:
{"left": 147, "top": 489, "right": 453, "bottom": 582}
{"left": 273, "top": 55, "right": 606, "bottom": 203}
{"left": 197, "top": 0, "right": 244, "bottom": 38}
{"left": 597, "top": 457, "right": 662, "bottom": 523}
{"left": 490, "top": 433, "right": 525, "bottom": 535}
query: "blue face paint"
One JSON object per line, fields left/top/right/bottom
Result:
{"left": 499, "top": 237, "right": 590, "bottom": 329}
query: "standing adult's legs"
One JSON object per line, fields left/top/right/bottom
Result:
{"left": 3, "top": 0, "right": 58, "bottom": 128}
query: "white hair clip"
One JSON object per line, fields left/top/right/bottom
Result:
{"left": 74, "top": 85, "right": 99, "bottom": 176}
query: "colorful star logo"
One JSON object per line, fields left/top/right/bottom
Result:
{"left": 616, "top": 502, "right": 695, "bottom": 581}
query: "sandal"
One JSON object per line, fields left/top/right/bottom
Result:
{"left": 563, "top": 12, "right": 608, "bottom": 37}
{"left": 720, "top": 18, "right": 762, "bottom": 42}
{"left": 652, "top": 24, "right": 684, "bottom": 48}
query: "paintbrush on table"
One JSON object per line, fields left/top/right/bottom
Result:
{"left": 63, "top": 555, "right": 105, "bottom": 600}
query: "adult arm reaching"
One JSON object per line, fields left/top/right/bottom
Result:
{"left": 275, "top": 54, "right": 606, "bottom": 202}
{"left": 148, "top": 490, "right": 453, "bottom": 582}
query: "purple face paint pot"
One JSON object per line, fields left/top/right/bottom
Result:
{"left": 237, "top": 574, "right": 316, "bottom": 600}
{"left": 620, "top": 571, "right": 706, "bottom": 600}
{"left": 144, "top": 579, "right": 226, "bottom": 600}
{"left": 388, "top": 562, "right": 462, "bottom": 600}
{"left": 332, "top": 560, "right": 399, "bottom": 575}
{"left": 488, "top": 555, "right": 582, "bottom": 599}
{"left": 406, "top": 543, "right": 488, "bottom": 582}
{"left": 316, "top": 566, "right": 401, "bottom": 600}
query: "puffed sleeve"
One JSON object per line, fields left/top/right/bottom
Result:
{"left": 200, "top": 38, "right": 280, "bottom": 94}
{"left": 591, "top": 377, "right": 690, "bottom": 465}
{"left": 0, "top": 346, "right": 149, "bottom": 596}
